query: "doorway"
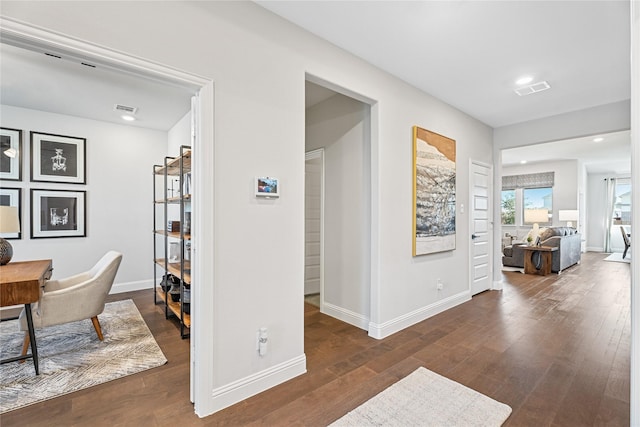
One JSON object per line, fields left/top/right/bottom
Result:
{"left": 304, "top": 79, "right": 372, "bottom": 330}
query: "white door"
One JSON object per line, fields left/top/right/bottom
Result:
{"left": 305, "top": 150, "right": 323, "bottom": 296}
{"left": 470, "top": 161, "right": 492, "bottom": 295}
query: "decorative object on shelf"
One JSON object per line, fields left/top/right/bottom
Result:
{"left": 0, "top": 187, "right": 21, "bottom": 240}
{"left": 169, "top": 241, "right": 180, "bottom": 262}
{"left": 169, "top": 282, "right": 181, "bottom": 302}
{"left": 31, "top": 189, "right": 86, "bottom": 238}
{"left": 167, "top": 220, "right": 181, "bottom": 232}
{"left": 183, "top": 286, "right": 190, "bottom": 314}
{"left": 183, "top": 212, "right": 191, "bottom": 234}
{"left": 255, "top": 176, "right": 279, "bottom": 198}
{"left": 159, "top": 273, "right": 179, "bottom": 292}
{"left": 30, "top": 131, "right": 86, "bottom": 184}
{"left": 0, "top": 206, "right": 20, "bottom": 265}
{"left": 412, "top": 126, "right": 456, "bottom": 256}
{"left": 558, "top": 209, "right": 579, "bottom": 228}
{"left": 1, "top": 127, "right": 22, "bottom": 181}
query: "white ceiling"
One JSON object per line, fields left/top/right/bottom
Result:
{"left": 0, "top": 43, "right": 195, "bottom": 131}
{"left": 0, "top": 2, "right": 631, "bottom": 173}
{"left": 268, "top": 1, "right": 631, "bottom": 174}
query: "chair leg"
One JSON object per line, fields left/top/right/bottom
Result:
{"left": 623, "top": 245, "right": 629, "bottom": 259}
{"left": 91, "top": 316, "right": 104, "bottom": 341}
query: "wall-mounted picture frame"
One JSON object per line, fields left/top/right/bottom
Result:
{"left": 31, "top": 131, "right": 86, "bottom": 184}
{"left": 255, "top": 177, "right": 279, "bottom": 198}
{"left": 31, "top": 189, "right": 86, "bottom": 239}
{"left": 1, "top": 127, "right": 22, "bottom": 181}
{"left": 412, "top": 125, "right": 456, "bottom": 256}
{"left": 0, "top": 187, "right": 22, "bottom": 240}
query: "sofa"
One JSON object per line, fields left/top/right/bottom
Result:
{"left": 502, "top": 227, "right": 581, "bottom": 273}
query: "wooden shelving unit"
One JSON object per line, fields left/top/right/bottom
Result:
{"left": 153, "top": 145, "right": 192, "bottom": 338}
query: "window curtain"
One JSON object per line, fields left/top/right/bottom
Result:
{"left": 502, "top": 172, "right": 554, "bottom": 189}
{"left": 604, "top": 177, "right": 616, "bottom": 252}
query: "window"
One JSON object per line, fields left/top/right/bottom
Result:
{"left": 523, "top": 187, "right": 552, "bottom": 225}
{"left": 501, "top": 190, "right": 515, "bottom": 225}
{"left": 613, "top": 178, "right": 631, "bottom": 225}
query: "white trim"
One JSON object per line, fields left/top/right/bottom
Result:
{"left": 209, "top": 355, "right": 307, "bottom": 414}
{"left": 586, "top": 246, "right": 605, "bottom": 253}
{"left": 367, "top": 291, "right": 470, "bottom": 339}
{"left": 629, "top": 1, "right": 639, "bottom": 425}
{"left": 322, "top": 302, "right": 369, "bottom": 331}
{"left": 110, "top": 279, "right": 153, "bottom": 294}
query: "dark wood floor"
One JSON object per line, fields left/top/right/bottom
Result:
{"left": 1, "top": 252, "right": 630, "bottom": 426}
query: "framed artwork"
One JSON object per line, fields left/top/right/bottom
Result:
{"left": 412, "top": 126, "right": 456, "bottom": 256}
{"left": 31, "top": 189, "right": 86, "bottom": 238}
{"left": 0, "top": 187, "right": 22, "bottom": 239}
{"left": 1, "top": 127, "right": 22, "bottom": 181}
{"left": 255, "top": 177, "right": 279, "bottom": 198}
{"left": 31, "top": 131, "right": 86, "bottom": 184}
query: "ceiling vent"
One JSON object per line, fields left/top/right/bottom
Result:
{"left": 113, "top": 104, "right": 138, "bottom": 114}
{"left": 514, "top": 81, "right": 551, "bottom": 96}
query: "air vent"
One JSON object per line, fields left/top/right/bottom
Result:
{"left": 113, "top": 104, "right": 138, "bottom": 114}
{"left": 44, "top": 52, "right": 62, "bottom": 59}
{"left": 514, "top": 81, "right": 551, "bottom": 96}
{"left": 81, "top": 62, "right": 96, "bottom": 68}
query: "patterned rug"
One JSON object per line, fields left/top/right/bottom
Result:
{"left": 330, "top": 367, "right": 512, "bottom": 426}
{"left": 0, "top": 299, "right": 167, "bottom": 413}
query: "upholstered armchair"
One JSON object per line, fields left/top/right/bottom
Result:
{"left": 621, "top": 226, "right": 631, "bottom": 259}
{"left": 19, "top": 251, "right": 123, "bottom": 354}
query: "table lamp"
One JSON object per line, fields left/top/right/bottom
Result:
{"left": 0, "top": 206, "right": 20, "bottom": 265}
{"left": 524, "top": 208, "right": 549, "bottom": 241}
{"left": 558, "top": 209, "right": 579, "bottom": 228}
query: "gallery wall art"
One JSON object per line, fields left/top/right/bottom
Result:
{"left": 31, "top": 131, "right": 86, "bottom": 184}
{"left": 0, "top": 127, "right": 22, "bottom": 181}
{"left": 31, "top": 189, "right": 86, "bottom": 239}
{"left": 412, "top": 126, "right": 456, "bottom": 256}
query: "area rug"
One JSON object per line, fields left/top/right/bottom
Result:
{"left": 0, "top": 299, "right": 167, "bottom": 414}
{"left": 604, "top": 252, "right": 631, "bottom": 263}
{"left": 330, "top": 367, "right": 512, "bottom": 427}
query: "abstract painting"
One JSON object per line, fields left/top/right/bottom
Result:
{"left": 412, "top": 126, "right": 456, "bottom": 256}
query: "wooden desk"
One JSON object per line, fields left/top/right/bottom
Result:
{"left": 0, "top": 259, "right": 53, "bottom": 375}
{"left": 523, "top": 246, "right": 557, "bottom": 276}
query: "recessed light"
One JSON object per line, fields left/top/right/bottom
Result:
{"left": 520, "top": 160, "right": 527, "bottom": 164}
{"left": 121, "top": 115, "right": 136, "bottom": 122}
{"left": 593, "top": 137, "right": 604, "bottom": 142}
{"left": 516, "top": 76, "right": 533, "bottom": 86}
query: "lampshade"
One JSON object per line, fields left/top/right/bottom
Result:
{"left": 558, "top": 210, "right": 579, "bottom": 222}
{"left": 0, "top": 206, "right": 20, "bottom": 265}
{"left": 524, "top": 208, "right": 549, "bottom": 224}
{"left": 0, "top": 206, "right": 20, "bottom": 233}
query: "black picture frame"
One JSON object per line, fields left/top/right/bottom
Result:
{"left": 31, "top": 189, "right": 86, "bottom": 239}
{"left": 31, "top": 131, "right": 86, "bottom": 184}
{"left": 1, "top": 127, "right": 22, "bottom": 181}
{"left": 0, "top": 187, "right": 22, "bottom": 239}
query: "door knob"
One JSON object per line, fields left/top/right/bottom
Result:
{"left": 471, "top": 234, "right": 478, "bottom": 240}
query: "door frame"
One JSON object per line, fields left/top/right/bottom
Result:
{"left": 0, "top": 17, "right": 217, "bottom": 417}
{"left": 469, "top": 159, "right": 493, "bottom": 295}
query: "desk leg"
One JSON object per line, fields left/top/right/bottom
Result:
{"left": 24, "top": 303, "right": 39, "bottom": 375}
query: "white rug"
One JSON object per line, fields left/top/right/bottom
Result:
{"left": 604, "top": 252, "right": 631, "bottom": 263}
{"left": 0, "top": 299, "right": 167, "bottom": 414}
{"left": 330, "top": 367, "right": 512, "bottom": 427}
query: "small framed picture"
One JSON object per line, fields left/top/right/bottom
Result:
{"left": 1, "top": 127, "right": 22, "bottom": 181}
{"left": 255, "top": 177, "right": 279, "bottom": 198}
{"left": 31, "top": 131, "right": 86, "bottom": 184}
{"left": 31, "top": 189, "right": 86, "bottom": 239}
{"left": 0, "top": 187, "right": 22, "bottom": 239}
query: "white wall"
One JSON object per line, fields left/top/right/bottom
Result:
{"left": 306, "top": 93, "right": 371, "bottom": 327}
{"left": 168, "top": 111, "right": 191, "bottom": 153}
{"left": 0, "top": 1, "right": 493, "bottom": 415}
{"left": 0, "top": 105, "right": 168, "bottom": 291}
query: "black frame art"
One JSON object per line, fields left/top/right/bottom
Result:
{"left": 31, "top": 131, "right": 86, "bottom": 184}
{"left": 31, "top": 189, "right": 86, "bottom": 239}
{"left": 1, "top": 127, "right": 22, "bottom": 181}
{"left": 0, "top": 187, "right": 22, "bottom": 240}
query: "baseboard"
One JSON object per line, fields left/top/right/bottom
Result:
{"left": 110, "top": 279, "right": 154, "bottom": 294}
{"left": 321, "top": 301, "right": 369, "bottom": 331}
{"left": 207, "top": 354, "right": 307, "bottom": 415}
{"left": 587, "top": 246, "right": 604, "bottom": 253}
{"left": 367, "top": 291, "right": 470, "bottom": 339}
